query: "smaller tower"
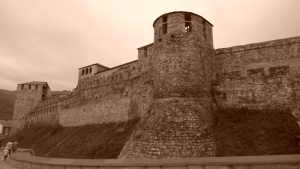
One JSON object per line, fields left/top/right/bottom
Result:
{"left": 11, "top": 81, "right": 51, "bottom": 134}
{"left": 77, "top": 63, "right": 109, "bottom": 89}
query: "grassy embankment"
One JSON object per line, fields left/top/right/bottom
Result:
{"left": 3, "top": 108, "right": 300, "bottom": 158}
{"left": 214, "top": 108, "right": 300, "bottom": 156}
{"left": 3, "top": 118, "right": 140, "bottom": 159}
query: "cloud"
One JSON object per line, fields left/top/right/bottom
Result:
{"left": 0, "top": 0, "right": 300, "bottom": 91}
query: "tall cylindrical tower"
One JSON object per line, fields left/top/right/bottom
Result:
{"left": 152, "top": 11, "right": 214, "bottom": 99}
{"left": 119, "top": 11, "right": 216, "bottom": 159}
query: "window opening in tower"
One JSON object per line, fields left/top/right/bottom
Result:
{"left": 184, "top": 14, "right": 192, "bottom": 32}
{"left": 144, "top": 47, "right": 147, "bottom": 57}
{"left": 203, "top": 20, "right": 206, "bottom": 39}
{"left": 162, "top": 15, "right": 168, "bottom": 34}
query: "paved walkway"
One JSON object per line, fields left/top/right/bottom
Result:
{"left": 0, "top": 154, "right": 17, "bottom": 169}
{"left": 0, "top": 160, "right": 17, "bottom": 169}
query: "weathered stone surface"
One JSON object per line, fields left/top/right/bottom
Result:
{"left": 120, "top": 12, "right": 216, "bottom": 158}
{"left": 11, "top": 11, "right": 300, "bottom": 159}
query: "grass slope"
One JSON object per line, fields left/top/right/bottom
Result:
{"left": 0, "top": 89, "right": 17, "bottom": 120}
{"left": 3, "top": 108, "right": 300, "bottom": 158}
{"left": 3, "top": 118, "right": 140, "bottom": 159}
{"left": 214, "top": 108, "right": 300, "bottom": 156}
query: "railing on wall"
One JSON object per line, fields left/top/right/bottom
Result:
{"left": 8, "top": 150, "right": 300, "bottom": 169}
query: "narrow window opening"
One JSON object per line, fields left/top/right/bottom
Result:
{"left": 184, "top": 14, "right": 191, "bottom": 21}
{"left": 203, "top": 20, "right": 206, "bottom": 39}
{"left": 144, "top": 47, "right": 147, "bottom": 57}
{"left": 89, "top": 68, "right": 92, "bottom": 74}
{"left": 162, "top": 16, "right": 167, "bottom": 23}
{"left": 29, "top": 85, "right": 31, "bottom": 89}
{"left": 185, "top": 22, "right": 192, "bottom": 32}
{"left": 81, "top": 70, "right": 84, "bottom": 75}
{"left": 85, "top": 69, "right": 88, "bottom": 74}
{"left": 158, "top": 38, "right": 161, "bottom": 42}
{"left": 21, "top": 85, "right": 24, "bottom": 89}
{"left": 163, "top": 23, "right": 167, "bottom": 34}
{"left": 184, "top": 14, "right": 192, "bottom": 32}
{"left": 162, "top": 15, "right": 168, "bottom": 34}
{"left": 36, "top": 85, "right": 38, "bottom": 89}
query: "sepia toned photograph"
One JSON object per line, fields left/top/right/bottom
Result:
{"left": 0, "top": 0, "right": 300, "bottom": 168}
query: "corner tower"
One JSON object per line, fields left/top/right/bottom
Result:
{"left": 11, "top": 82, "right": 51, "bottom": 134}
{"left": 119, "top": 12, "right": 216, "bottom": 158}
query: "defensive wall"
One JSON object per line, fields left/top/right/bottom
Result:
{"left": 214, "top": 37, "right": 300, "bottom": 124}
{"left": 11, "top": 11, "right": 300, "bottom": 159}
{"left": 22, "top": 36, "right": 300, "bottom": 129}
{"left": 8, "top": 151, "right": 300, "bottom": 169}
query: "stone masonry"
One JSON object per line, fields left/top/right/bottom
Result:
{"left": 11, "top": 11, "right": 300, "bottom": 159}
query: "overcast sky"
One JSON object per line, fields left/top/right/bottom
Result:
{"left": 1, "top": 0, "right": 300, "bottom": 91}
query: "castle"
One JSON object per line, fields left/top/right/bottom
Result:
{"left": 12, "top": 11, "right": 300, "bottom": 159}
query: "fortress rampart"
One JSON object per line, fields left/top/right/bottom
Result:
{"left": 11, "top": 11, "right": 300, "bottom": 159}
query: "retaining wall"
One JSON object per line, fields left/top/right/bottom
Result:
{"left": 8, "top": 152, "right": 300, "bottom": 169}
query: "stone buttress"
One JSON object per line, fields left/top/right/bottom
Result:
{"left": 119, "top": 11, "right": 216, "bottom": 158}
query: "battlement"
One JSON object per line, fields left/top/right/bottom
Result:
{"left": 215, "top": 36, "right": 300, "bottom": 54}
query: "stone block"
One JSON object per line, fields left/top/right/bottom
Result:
{"left": 188, "top": 166, "right": 204, "bottom": 169}
{"left": 18, "top": 161, "right": 31, "bottom": 169}
{"left": 147, "top": 167, "right": 162, "bottom": 169}
{"left": 162, "top": 167, "right": 187, "bottom": 169}
{"left": 204, "top": 166, "right": 231, "bottom": 169}
{"left": 250, "top": 164, "right": 297, "bottom": 169}
{"left": 81, "top": 166, "right": 99, "bottom": 169}
{"left": 31, "top": 163, "right": 41, "bottom": 169}
{"left": 40, "top": 164, "right": 54, "bottom": 169}
{"left": 66, "top": 166, "right": 82, "bottom": 169}
{"left": 49, "top": 165, "right": 65, "bottom": 169}
{"left": 232, "top": 166, "right": 250, "bottom": 169}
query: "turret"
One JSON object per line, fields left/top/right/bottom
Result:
{"left": 152, "top": 11, "right": 214, "bottom": 99}
{"left": 11, "top": 81, "right": 50, "bottom": 133}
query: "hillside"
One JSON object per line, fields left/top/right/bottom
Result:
{"left": 3, "top": 118, "right": 140, "bottom": 159}
{"left": 3, "top": 108, "right": 300, "bottom": 159}
{"left": 214, "top": 108, "right": 300, "bottom": 156}
{"left": 0, "top": 89, "right": 17, "bottom": 120}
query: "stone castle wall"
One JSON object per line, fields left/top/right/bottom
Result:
{"left": 27, "top": 50, "right": 154, "bottom": 127}
{"left": 24, "top": 36, "right": 300, "bottom": 128}
{"left": 12, "top": 11, "right": 300, "bottom": 159}
{"left": 214, "top": 37, "right": 300, "bottom": 111}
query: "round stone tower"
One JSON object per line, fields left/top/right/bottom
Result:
{"left": 152, "top": 11, "right": 214, "bottom": 99}
{"left": 119, "top": 11, "right": 216, "bottom": 159}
